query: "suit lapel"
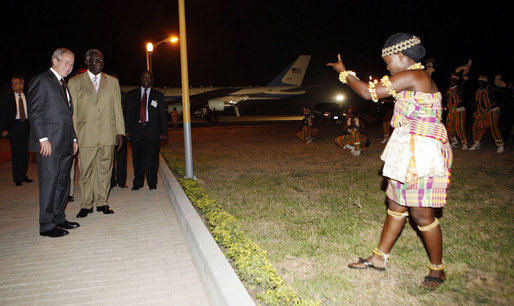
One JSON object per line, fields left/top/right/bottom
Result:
{"left": 98, "top": 73, "right": 107, "bottom": 93}
{"left": 68, "top": 92, "right": 74, "bottom": 114}
{"left": 7, "top": 93, "right": 16, "bottom": 120}
{"left": 48, "top": 70, "right": 71, "bottom": 109}
{"left": 83, "top": 72, "right": 96, "bottom": 94}
{"left": 148, "top": 89, "right": 156, "bottom": 120}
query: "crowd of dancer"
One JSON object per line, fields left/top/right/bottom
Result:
{"left": 298, "top": 53, "right": 512, "bottom": 157}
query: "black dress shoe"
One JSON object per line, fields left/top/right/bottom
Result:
{"left": 67, "top": 196, "right": 74, "bottom": 202}
{"left": 22, "top": 178, "right": 34, "bottom": 183}
{"left": 97, "top": 205, "right": 114, "bottom": 214}
{"left": 40, "top": 227, "right": 69, "bottom": 237}
{"left": 57, "top": 220, "right": 80, "bottom": 229}
{"left": 76, "top": 208, "right": 93, "bottom": 218}
{"left": 15, "top": 181, "right": 22, "bottom": 186}
{"left": 131, "top": 186, "right": 140, "bottom": 190}
{"left": 149, "top": 185, "right": 157, "bottom": 190}
{"left": 119, "top": 184, "right": 128, "bottom": 188}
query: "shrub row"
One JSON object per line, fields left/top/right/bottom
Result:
{"left": 161, "top": 149, "right": 319, "bottom": 305}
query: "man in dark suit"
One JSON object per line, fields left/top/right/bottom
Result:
{"left": 126, "top": 71, "right": 167, "bottom": 190}
{"left": 27, "top": 48, "right": 80, "bottom": 238}
{"left": 111, "top": 73, "right": 128, "bottom": 189}
{"left": 1, "top": 76, "right": 33, "bottom": 186}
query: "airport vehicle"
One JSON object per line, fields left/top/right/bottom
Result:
{"left": 313, "top": 102, "right": 344, "bottom": 123}
{"left": 121, "top": 55, "right": 311, "bottom": 116}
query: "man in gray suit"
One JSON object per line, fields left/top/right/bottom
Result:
{"left": 27, "top": 48, "right": 80, "bottom": 237}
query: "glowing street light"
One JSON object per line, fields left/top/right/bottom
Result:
{"left": 335, "top": 94, "right": 345, "bottom": 102}
{"left": 145, "top": 35, "right": 179, "bottom": 72}
{"left": 146, "top": 42, "right": 154, "bottom": 52}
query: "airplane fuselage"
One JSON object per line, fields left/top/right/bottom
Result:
{"left": 120, "top": 55, "right": 311, "bottom": 116}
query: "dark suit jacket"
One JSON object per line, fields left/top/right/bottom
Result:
{"left": 27, "top": 70, "right": 77, "bottom": 157}
{"left": 126, "top": 87, "right": 167, "bottom": 142}
{"left": 1, "top": 92, "right": 30, "bottom": 140}
{"left": 121, "top": 90, "right": 128, "bottom": 128}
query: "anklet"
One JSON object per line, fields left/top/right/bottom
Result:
{"left": 428, "top": 263, "right": 445, "bottom": 271}
{"left": 373, "top": 247, "right": 390, "bottom": 266}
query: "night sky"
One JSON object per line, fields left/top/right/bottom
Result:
{"left": 1, "top": 0, "right": 511, "bottom": 112}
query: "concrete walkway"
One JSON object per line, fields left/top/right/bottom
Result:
{"left": 0, "top": 155, "right": 210, "bottom": 305}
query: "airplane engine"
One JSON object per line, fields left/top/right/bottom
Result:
{"left": 208, "top": 100, "right": 225, "bottom": 111}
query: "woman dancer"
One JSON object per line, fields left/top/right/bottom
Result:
{"left": 327, "top": 33, "right": 452, "bottom": 290}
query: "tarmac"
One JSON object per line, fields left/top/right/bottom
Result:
{"left": 0, "top": 145, "right": 229, "bottom": 305}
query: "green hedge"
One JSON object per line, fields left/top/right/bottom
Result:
{"left": 161, "top": 149, "right": 319, "bottom": 305}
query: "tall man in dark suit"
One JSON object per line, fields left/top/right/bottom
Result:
{"left": 27, "top": 48, "right": 80, "bottom": 237}
{"left": 111, "top": 73, "right": 128, "bottom": 189}
{"left": 126, "top": 71, "right": 167, "bottom": 190}
{"left": 1, "top": 76, "right": 33, "bottom": 186}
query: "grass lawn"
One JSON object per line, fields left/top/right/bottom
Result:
{"left": 165, "top": 117, "right": 514, "bottom": 305}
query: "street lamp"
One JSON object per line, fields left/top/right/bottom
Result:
{"left": 145, "top": 36, "right": 179, "bottom": 72}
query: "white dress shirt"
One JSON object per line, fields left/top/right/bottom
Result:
{"left": 87, "top": 70, "right": 101, "bottom": 90}
{"left": 140, "top": 87, "right": 150, "bottom": 123}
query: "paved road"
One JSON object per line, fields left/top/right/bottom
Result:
{"left": 0, "top": 149, "right": 210, "bottom": 305}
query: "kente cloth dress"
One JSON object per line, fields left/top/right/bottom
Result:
{"left": 381, "top": 91, "right": 452, "bottom": 208}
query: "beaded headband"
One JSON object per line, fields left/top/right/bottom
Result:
{"left": 381, "top": 36, "right": 421, "bottom": 58}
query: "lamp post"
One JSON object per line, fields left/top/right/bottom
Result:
{"left": 145, "top": 36, "right": 178, "bottom": 72}
{"left": 178, "top": 0, "right": 194, "bottom": 179}
{"left": 146, "top": 43, "right": 153, "bottom": 72}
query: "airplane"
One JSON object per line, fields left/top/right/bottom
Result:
{"left": 120, "top": 55, "right": 311, "bottom": 117}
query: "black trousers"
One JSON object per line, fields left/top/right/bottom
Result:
{"left": 111, "top": 139, "right": 127, "bottom": 186}
{"left": 131, "top": 130, "right": 160, "bottom": 187}
{"left": 37, "top": 152, "right": 73, "bottom": 232}
{"left": 8, "top": 121, "right": 30, "bottom": 182}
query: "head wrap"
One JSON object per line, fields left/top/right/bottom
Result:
{"left": 382, "top": 33, "right": 426, "bottom": 62}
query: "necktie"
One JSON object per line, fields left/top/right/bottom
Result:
{"left": 140, "top": 89, "right": 147, "bottom": 123}
{"left": 18, "top": 94, "right": 26, "bottom": 122}
{"left": 60, "top": 78, "right": 67, "bottom": 98}
{"left": 92, "top": 76, "right": 99, "bottom": 92}
{"left": 60, "top": 78, "right": 70, "bottom": 107}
